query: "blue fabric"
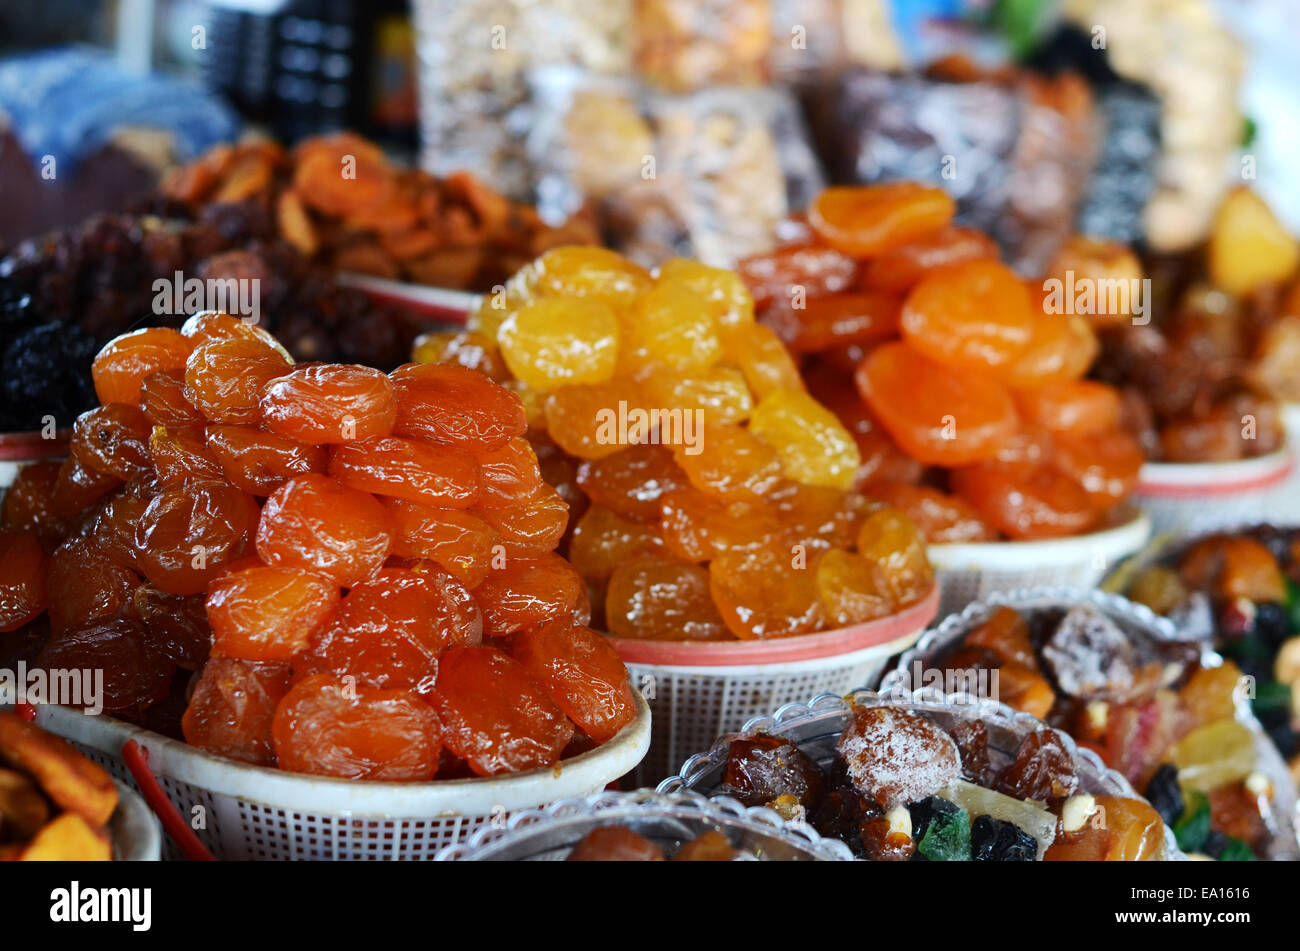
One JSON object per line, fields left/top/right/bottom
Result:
{"left": 0, "top": 47, "right": 240, "bottom": 171}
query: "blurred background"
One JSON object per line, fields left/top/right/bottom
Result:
{"left": 0, "top": 0, "right": 1296, "bottom": 251}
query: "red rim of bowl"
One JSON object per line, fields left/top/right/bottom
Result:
{"left": 0, "top": 429, "right": 71, "bottom": 461}
{"left": 337, "top": 272, "right": 474, "bottom": 324}
{"left": 605, "top": 581, "right": 939, "bottom": 667}
{"left": 1137, "top": 449, "right": 1293, "bottom": 498}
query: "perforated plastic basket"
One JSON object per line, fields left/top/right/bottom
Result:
{"left": 926, "top": 508, "right": 1151, "bottom": 619}
{"left": 608, "top": 583, "right": 938, "bottom": 790}
{"left": 881, "top": 588, "right": 1300, "bottom": 860}
{"left": 1137, "top": 449, "right": 1296, "bottom": 537}
{"left": 434, "top": 788, "right": 853, "bottom": 861}
{"left": 30, "top": 690, "right": 650, "bottom": 861}
{"left": 659, "top": 686, "right": 1187, "bottom": 860}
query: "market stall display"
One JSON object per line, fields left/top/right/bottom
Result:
{"left": 739, "top": 183, "right": 1151, "bottom": 613}
{"left": 660, "top": 688, "right": 1182, "bottom": 861}
{"left": 162, "top": 133, "right": 600, "bottom": 292}
{"left": 883, "top": 589, "right": 1300, "bottom": 860}
{"left": 1117, "top": 526, "right": 1300, "bottom": 778}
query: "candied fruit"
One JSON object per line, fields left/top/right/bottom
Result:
{"left": 808, "top": 183, "right": 955, "bottom": 257}
{"left": 261, "top": 364, "right": 396, "bottom": 444}
{"left": 256, "top": 474, "right": 391, "bottom": 586}
{"left": 498, "top": 298, "right": 620, "bottom": 390}
{"left": 272, "top": 673, "right": 441, "bottom": 780}
{"left": 92, "top": 328, "right": 193, "bottom": 406}
{"left": 506, "top": 619, "right": 636, "bottom": 743}
{"left": 207, "top": 563, "right": 340, "bottom": 661}
{"left": 606, "top": 555, "right": 730, "bottom": 641}
{"left": 430, "top": 647, "right": 574, "bottom": 776}
{"left": 182, "top": 656, "right": 291, "bottom": 766}
{"left": 838, "top": 706, "right": 960, "bottom": 810}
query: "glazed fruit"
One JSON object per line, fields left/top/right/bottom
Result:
{"left": 856, "top": 342, "right": 1018, "bottom": 466}
{"left": 272, "top": 673, "right": 442, "bottom": 781}
{"left": 935, "top": 600, "right": 1281, "bottom": 859}
{"left": 741, "top": 185, "right": 1143, "bottom": 541}
{"left": 423, "top": 245, "right": 933, "bottom": 642}
{"left": 7, "top": 317, "right": 630, "bottom": 782}
{"left": 430, "top": 647, "right": 573, "bottom": 776}
{"left": 808, "top": 184, "right": 956, "bottom": 258}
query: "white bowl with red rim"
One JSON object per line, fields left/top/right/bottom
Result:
{"left": 336, "top": 272, "right": 475, "bottom": 325}
{"left": 0, "top": 429, "right": 70, "bottom": 488}
{"left": 926, "top": 507, "right": 1152, "bottom": 620}
{"left": 21, "top": 688, "right": 650, "bottom": 861}
{"left": 1137, "top": 448, "right": 1296, "bottom": 537}
{"left": 605, "top": 582, "right": 939, "bottom": 789}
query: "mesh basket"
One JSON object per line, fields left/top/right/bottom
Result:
{"left": 434, "top": 788, "right": 853, "bottom": 861}
{"left": 926, "top": 508, "right": 1151, "bottom": 619}
{"left": 1137, "top": 450, "right": 1296, "bottom": 538}
{"left": 610, "top": 583, "right": 938, "bottom": 790}
{"left": 658, "top": 686, "right": 1187, "bottom": 860}
{"left": 880, "top": 588, "right": 1300, "bottom": 860}
{"left": 111, "top": 780, "right": 162, "bottom": 861}
{"left": 29, "top": 691, "right": 650, "bottom": 861}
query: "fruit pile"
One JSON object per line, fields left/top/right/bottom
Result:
{"left": 0, "top": 713, "right": 120, "bottom": 860}
{"left": 717, "top": 704, "right": 1166, "bottom": 861}
{"left": 415, "top": 245, "right": 935, "bottom": 641}
{"left": 0, "top": 205, "right": 422, "bottom": 432}
{"left": 163, "top": 134, "right": 600, "bottom": 292}
{"left": 1094, "top": 188, "right": 1297, "bottom": 462}
{"left": 932, "top": 603, "right": 1282, "bottom": 859}
{"left": 737, "top": 183, "right": 1147, "bottom": 542}
{"left": 0, "top": 312, "right": 638, "bottom": 780}
{"left": 1125, "top": 527, "right": 1300, "bottom": 775}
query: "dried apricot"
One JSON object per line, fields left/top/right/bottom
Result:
{"left": 182, "top": 656, "right": 291, "bottom": 766}
{"left": 0, "top": 531, "right": 47, "bottom": 632}
{"left": 430, "top": 646, "right": 573, "bottom": 776}
{"left": 184, "top": 337, "right": 293, "bottom": 424}
{"left": 900, "top": 261, "right": 1034, "bottom": 371}
{"left": 205, "top": 424, "right": 327, "bottom": 495}
{"left": 92, "top": 328, "right": 193, "bottom": 406}
{"left": 329, "top": 436, "right": 479, "bottom": 507}
{"left": 272, "top": 673, "right": 441, "bottom": 781}
{"left": 809, "top": 184, "right": 955, "bottom": 257}
{"left": 256, "top": 474, "right": 391, "bottom": 587}
{"left": 472, "top": 553, "right": 582, "bottom": 637}
{"left": 507, "top": 620, "right": 636, "bottom": 743}
{"left": 261, "top": 364, "right": 397, "bottom": 444}
{"left": 606, "top": 555, "right": 730, "bottom": 641}
{"left": 207, "top": 563, "right": 339, "bottom": 662}
{"left": 856, "top": 341, "right": 1019, "bottom": 466}
{"left": 392, "top": 363, "right": 526, "bottom": 450}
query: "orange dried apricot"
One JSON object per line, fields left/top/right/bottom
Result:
{"left": 606, "top": 554, "right": 730, "bottom": 641}
{"left": 329, "top": 436, "right": 479, "bottom": 507}
{"left": 182, "top": 656, "right": 291, "bottom": 767}
{"left": 261, "top": 364, "right": 396, "bottom": 444}
{"left": 809, "top": 183, "right": 955, "bottom": 257}
{"left": 856, "top": 341, "right": 1019, "bottom": 466}
{"left": 92, "top": 328, "right": 193, "bottom": 406}
{"left": 430, "top": 646, "right": 573, "bottom": 776}
{"left": 900, "top": 261, "right": 1035, "bottom": 371}
{"left": 207, "top": 563, "right": 339, "bottom": 662}
{"left": 255, "top": 474, "right": 391, "bottom": 587}
{"left": 272, "top": 673, "right": 441, "bottom": 781}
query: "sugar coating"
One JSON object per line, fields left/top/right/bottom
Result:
{"left": 1041, "top": 605, "right": 1136, "bottom": 699}
{"left": 838, "top": 706, "right": 960, "bottom": 810}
